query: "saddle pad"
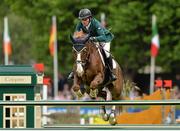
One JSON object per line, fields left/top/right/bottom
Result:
{"left": 96, "top": 44, "right": 117, "bottom": 69}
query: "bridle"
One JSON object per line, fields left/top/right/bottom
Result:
{"left": 70, "top": 33, "right": 90, "bottom": 68}
{"left": 73, "top": 44, "right": 90, "bottom": 67}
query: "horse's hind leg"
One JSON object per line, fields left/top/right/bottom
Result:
{"left": 98, "top": 90, "right": 109, "bottom": 121}
{"left": 108, "top": 83, "right": 122, "bottom": 125}
{"left": 109, "top": 105, "right": 116, "bottom": 125}
{"left": 100, "top": 106, "right": 109, "bottom": 121}
{"left": 108, "top": 91, "right": 122, "bottom": 125}
{"left": 108, "top": 88, "right": 117, "bottom": 125}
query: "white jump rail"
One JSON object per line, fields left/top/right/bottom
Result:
{"left": 0, "top": 100, "right": 180, "bottom": 106}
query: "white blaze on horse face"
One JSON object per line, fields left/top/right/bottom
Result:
{"left": 76, "top": 53, "right": 84, "bottom": 77}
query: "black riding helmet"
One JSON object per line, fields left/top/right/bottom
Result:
{"left": 78, "top": 8, "right": 92, "bottom": 19}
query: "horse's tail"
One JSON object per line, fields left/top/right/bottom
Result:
{"left": 122, "top": 79, "right": 136, "bottom": 99}
{"left": 116, "top": 63, "right": 136, "bottom": 99}
{"left": 112, "top": 58, "right": 135, "bottom": 100}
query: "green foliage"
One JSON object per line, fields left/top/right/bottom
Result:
{"left": 0, "top": 0, "right": 179, "bottom": 76}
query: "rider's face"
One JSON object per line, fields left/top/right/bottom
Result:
{"left": 81, "top": 18, "right": 90, "bottom": 26}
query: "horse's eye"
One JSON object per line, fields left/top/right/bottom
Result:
{"left": 83, "top": 50, "right": 87, "bottom": 56}
{"left": 83, "top": 48, "right": 87, "bottom": 52}
{"left": 72, "top": 50, "right": 77, "bottom": 57}
{"left": 72, "top": 49, "right": 76, "bottom": 53}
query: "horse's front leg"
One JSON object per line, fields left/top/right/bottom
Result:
{"left": 100, "top": 105, "right": 109, "bottom": 121}
{"left": 89, "top": 73, "right": 103, "bottom": 98}
{"left": 109, "top": 105, "right": 116, "bottom": 125}
{"left": 72, "top": 74, "right": 84, "bottom": 99}
{"left": 99, "top": 90, "right": 109, "bottom": 121}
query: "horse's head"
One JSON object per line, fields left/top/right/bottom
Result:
{"left": 70, "top": 31, "right": 90, "bottom": 77}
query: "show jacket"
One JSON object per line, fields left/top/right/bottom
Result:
{"left": 75, "top": 18, "right": 114, "bottom": 42}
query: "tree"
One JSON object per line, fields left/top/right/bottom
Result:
{"left": 1, "top": 0, "right": 179, "bottom": 77}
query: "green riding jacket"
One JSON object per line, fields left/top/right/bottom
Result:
{"left": 75, "top": 18, "right": 114, "bottom": 42}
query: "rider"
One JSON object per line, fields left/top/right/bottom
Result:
{"left": 68, "top": 8, "right": 116, "bottom": 81}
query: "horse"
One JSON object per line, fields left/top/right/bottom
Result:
{"left": 70, "top": 32, "right": 124, "bottom": 125}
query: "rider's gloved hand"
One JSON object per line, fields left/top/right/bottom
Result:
{"left": 89, "top": 37, "right": 97, "bottom": 42}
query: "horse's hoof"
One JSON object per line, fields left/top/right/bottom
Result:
{"left": 109, "top": 117, "right": 116, "bottom": 125}
{"left": 109, "top": 113, "right": 116, "bottom": 125}
{"left": 102, "top": 113, "right": 109, "bottom": 121}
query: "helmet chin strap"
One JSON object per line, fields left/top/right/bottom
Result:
{"left": 85, "top": 19, "right": 91, "bottom": 30}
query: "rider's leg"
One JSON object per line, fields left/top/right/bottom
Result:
{"left": 102, "top": 42, "right": 116, "bottom": 81}
{"left": 106, "top": 56, "right": 116, "bottom": 81}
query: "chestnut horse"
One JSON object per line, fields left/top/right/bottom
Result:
{"left": 70, "top": 33, "right": 124, "bottom": 125}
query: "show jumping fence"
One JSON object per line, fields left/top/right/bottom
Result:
{"left": 0, "top": 100, "right": 180, "bottom": 106}
{"left": 0, "top": 100, "right": 180, "bottom": 130}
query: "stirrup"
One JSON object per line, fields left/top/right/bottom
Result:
{"left": 111, "top": 74, "right": 117, "bottom": 81}
{"left": 109, "top": 73, "right": 116, "bottom": 82}
{"left": 68, "top": 72, "right": 74, "bottom": 80}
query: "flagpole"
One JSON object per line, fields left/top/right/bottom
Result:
{"left": 150, "top": 56, "right": 155, "bottom": 94}
{"left": 4, "top": 17, "right": 9, "bottom": 65}
{"left": 100, "top": 13, "right": 106, "bottom": 27}
{"left": 150, "top": 14, "right": 159, "bottom": 94}
{"left": 52, "top": 16, "right": 59, "bottom": 98}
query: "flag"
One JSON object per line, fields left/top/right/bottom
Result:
{"left": 163, "top": 80, "right": 172, "bottom": 88}
{"left": 3, "top": 17, "right": 12, "bottom": 56}
{"left": 151, "top": 15, "right": 159, "bottom": 57}
{"left": 49, "top": 21, "right": 56, "bottom": 56}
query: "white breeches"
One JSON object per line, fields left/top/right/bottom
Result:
{"left": 100, "top": 42, "right": 111, "bottom": 58}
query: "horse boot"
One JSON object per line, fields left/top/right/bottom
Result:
{"left": 90, "top": 89, "right": 98, "bottom": 99}
{"left": 107, "top": 57, "right": 116, "bottom": 82}
{"left": 68, "top": 71, "right": 74, "bottom": 80}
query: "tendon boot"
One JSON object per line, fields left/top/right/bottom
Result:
{"left": 68, "top": 71, "right": 74, "bottom": 80}
{"left": 106, "top": 57, "right": 116, "bottom": 82}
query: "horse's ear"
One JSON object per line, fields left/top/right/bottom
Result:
{"left": 70, "top": 34, "right": 75, "bottom": 44}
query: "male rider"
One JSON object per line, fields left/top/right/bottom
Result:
{"left": 68, "top": 8, "right": 116, "bottom": 82}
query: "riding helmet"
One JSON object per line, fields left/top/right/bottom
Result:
{"left": 78, "top": 8, "right": 92, "bottom": 19}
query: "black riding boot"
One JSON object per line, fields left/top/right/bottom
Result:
{"left": 68, "top": 71, "right": 74, "bottom": 80}
{"left": 107, "top": 57, "right": 117, "bottom": 81}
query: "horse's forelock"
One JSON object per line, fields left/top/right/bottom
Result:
{"left": 73, "top": 34, "right": 89, "bottom": 43}
{"left": 73, "top": 37, "right": 86, "bottom": 44}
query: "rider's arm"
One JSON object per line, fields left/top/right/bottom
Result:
{"left": 95, "top": 26, "right": 107, "bottom": 42}
{"left": 94, "top": 20, "right": 114, "bottom": 42}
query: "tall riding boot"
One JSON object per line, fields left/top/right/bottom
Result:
{"left": 68, "top": 71, "right": 74, "bottom": 80}
{"left": 107, "top": 57, "right": 117, "bottom": 81}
